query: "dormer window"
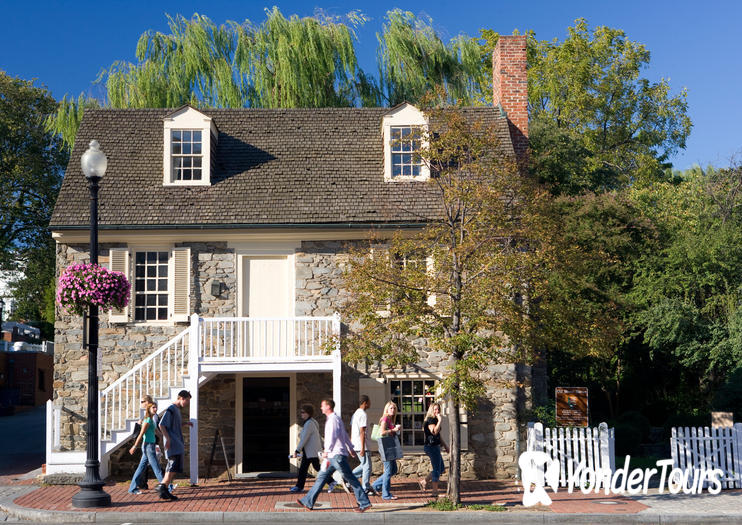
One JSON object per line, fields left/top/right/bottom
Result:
{"left": 382, "top": 103, "right": 430, "bottom": 182}
{"left": 171, "top": 130, "right": 203, "bottom": 181}
{"left": 390, "top": 126, "right": 422, "bottom": 177}
{"left": 163, "top": 106, "right": 217, "bottom": 186}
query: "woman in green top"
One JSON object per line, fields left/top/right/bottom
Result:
{"left": 128, "top": 402, "right": 164, "bottom": 494}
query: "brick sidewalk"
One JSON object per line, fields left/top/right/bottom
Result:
{"left": 13, "top": 478, "right": 649, "bottom": 514}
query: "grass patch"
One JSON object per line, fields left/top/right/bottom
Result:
{"left": 425, "top": 498, "right": 506, "bottom": 512}
{"left": 467, "top": 503, "right": 506, "bottom": 512}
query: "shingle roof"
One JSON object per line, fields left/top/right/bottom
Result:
{"left": 50, "top": 107, "right": 514, "bottom": 229}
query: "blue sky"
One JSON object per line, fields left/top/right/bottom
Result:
{"left": 3, "top": 0, "right": 740, "bottom": 170}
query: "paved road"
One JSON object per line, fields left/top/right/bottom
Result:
{"left": 0, "top": 405, "right": 45, "bottom": 476}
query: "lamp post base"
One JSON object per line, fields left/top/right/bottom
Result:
{"left": 71, "top": 485, "right": 111, "bottom": 508}
{"left": 71, "top": 460, "right": 111, "bottom": 508}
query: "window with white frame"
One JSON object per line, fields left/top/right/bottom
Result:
{"left": 382, "top": 103, "right": 430, "bottom": 182}
{"left": 390, "top": 126, "right": 422, "bottom": 177}
{"left": 163, "top": 106, "right": 216, "bottom": 186}
{"left": 134, "top": 251, "right": 169, "bottom": 321}
{"left": 390, "top": 378, "right": 437, "bottom": 447}
{"left": 171, "top": 130, "right": 203, "bottom": 182}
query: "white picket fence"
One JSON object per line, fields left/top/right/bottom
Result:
{"left": 527, "top": 422, "right": 616, "bottom": 487}
{"left": 670, "top": 424, "right": 742, "bottom": 489}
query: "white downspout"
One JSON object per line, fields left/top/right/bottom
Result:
{"left": 188, "top": 313, "right": 200, "bottom": 485}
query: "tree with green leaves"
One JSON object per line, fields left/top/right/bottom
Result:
{"left": 0, "top": 72, "right": 67, "bottom": 329}
{"left": 340, "top": 107, "right": 576, "bottom": 503}
{"left": 361, "top": 9, "right": 485, "bottom": 107}
{"left": 479, "top": 19, "right": 692, "bottom": 194}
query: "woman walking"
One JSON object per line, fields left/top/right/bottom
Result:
{"left": 419, "top": 402, "right": 448, "bottom": 498}
{"left": 128, "top": 401, "right": 164, "bottom": 494}
{"left": 371, "top": 401, "right": 402, "bottom": 500}
{"left": 290, "top": 404, "right": 322, "bottom": 493}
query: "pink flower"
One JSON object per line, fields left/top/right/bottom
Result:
{"left": 57, "top": 263, "right": 130, "bottom": 316}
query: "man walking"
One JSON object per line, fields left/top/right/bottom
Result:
{"left": 297, "top": 399, "right": 372, "bottom": 513}
{"left": 350, "top": 395, "right": 375, "bottom": 495}
{"left": 157, "top": 390, "right": 192, "bottom": 501}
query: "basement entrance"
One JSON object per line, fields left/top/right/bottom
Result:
{"left": 242, "top": 377, "right": 290, "bottom": 472}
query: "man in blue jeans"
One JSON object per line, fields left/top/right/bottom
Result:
{"left": 297, "top": 399, "right": 371, "bottom": 513}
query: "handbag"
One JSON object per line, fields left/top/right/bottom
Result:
{"left": 378, "top": 435, "right": 404, "bottom": 461}
{"left": 371, "top": 424, "right": 382, "bottom": 441}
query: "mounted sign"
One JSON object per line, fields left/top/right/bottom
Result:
{"left": 555, "top": 387, "right": 588, "bottom": 427}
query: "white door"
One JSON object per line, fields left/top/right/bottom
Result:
{"left": 241, "top": 256, "right": 292, "bottom": 358}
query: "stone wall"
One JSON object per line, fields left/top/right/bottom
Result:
{"left": 54, "top": 238, "right": 530, "bottom": 480}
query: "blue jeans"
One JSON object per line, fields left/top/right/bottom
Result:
{"left": 129, "top": 442, "right": 163, "bottom": 493}
{"left": 351, "top": 451, "right": 372, "bottom": 490}
{"left": 299, "top": 455, "right": 371, "bottom": 510}
{"left": 371, "top": 459, "right": 397, "bottom": 499}
{"left": 424, "top": 444, "right": 445, "bottom": 482}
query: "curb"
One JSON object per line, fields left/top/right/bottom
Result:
{"left": 2, "top": 501, "right": 742, "bottom": 525}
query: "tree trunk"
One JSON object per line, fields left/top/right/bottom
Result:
{"left": 447, "top": 386, "right": 461, "bottom": 504}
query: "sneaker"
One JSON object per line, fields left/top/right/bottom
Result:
{"left": 297, "top": 498, "right": 312, "bottom": 511}
{"left": 289, "top": 486, "right": 301, "bottom": 493}
{"left": 382, "top": 495, "right": 398, "bottom": 500}
{"left": 354, "top": 505, "right": 371, "bottom": 513}
{"left": 129, "top": 489, "right": 142, "bottom": 495}
{"left": 166, "top": 492, "right": 179, "bottom": 501}
{"left": 327, "top": 481, "right": 337, "bottom": 493}
{"left": 365, "top": 486, "right": 379, "bottom": 497}
{"left": 168, "top": 483, "right": 176, "bottom": 493}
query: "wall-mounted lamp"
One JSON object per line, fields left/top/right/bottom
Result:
{"left": 211, "top": 281, "right": 226, "bottom": 297}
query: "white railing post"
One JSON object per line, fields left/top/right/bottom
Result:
{"left": 188, "top": 313, "right": 200, "bottom": 485}
{"left": 45, "top": 400, "right": 53, "bottom": 467}
{"left": 331, "top": 312, "right": 342, "bottom": 417}
{"left": 734, "top": 423, "right": 742, "bottom": 489}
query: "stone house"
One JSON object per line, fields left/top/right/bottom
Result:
{"left": 47, "top": 36, "right": 535, "bottom": 482}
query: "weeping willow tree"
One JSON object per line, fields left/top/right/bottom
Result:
{"left": 362, "top": 9, "right": 486, "bottom": 107}
{"left": 47, "top": 8, "right": 491, "bottom": 149}
{"left": 46, "top": 8, "right": 367, "bottom": 149}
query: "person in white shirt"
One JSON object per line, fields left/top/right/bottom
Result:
{"left": 297, "top": 399, "right": 372, "bottom": 513}
{"left": 350, "top": 395, "right": 376, "bottom": 495}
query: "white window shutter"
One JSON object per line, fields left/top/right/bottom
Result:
{"left": 108, "top": 248, "right": 129, "bottom": 323}
{"left": 359, "top": 377, "right": 388, "bottom": 452}
{"left": 171, "top": 247, "right": 191, "bottom": 322}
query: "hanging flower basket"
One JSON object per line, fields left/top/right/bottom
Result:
{"left": 57, "top": 263, "right": 130, "bottom": 316}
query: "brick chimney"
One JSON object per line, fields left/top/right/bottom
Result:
{"left": 492, "top": 35, "right": 528, "bottom": 162}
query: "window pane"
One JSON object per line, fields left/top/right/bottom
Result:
{"left": 192, "top": 169, "right": 202, "bottom": 180}
{"left": 183, "top": 131, "right": 191, "bottom": 142}
{"left": 391, "top": 381, "right": 401, "bottom": 396}
{"left": 136, "top": 252, "right": 145, "bottom": 264}
{"left": 158, "top": 294, "right": 168, "bottom": 306}
{"left": 401, "top": 127, "right": 411, "bottom": 138}
{"left": 158, "top": 279, "right": 167, "bottom": 291}
{"left": 411, "top": 164, "right": 420, "bottom": 176}
{"left": 146, "top": 309, "right": 156, "bottom": 320}
{"left": 193, "top": 131, "right": 202, "bottom": 142}
{"left": 193, "top": 142, "right": 202, "bottom": 154}
{"left": 135, "top": 266, "right": 145, "bottom": 278}
{"left": 159, "top": 265, "right": 168, "bottom": 277}
{"left": 402, "top": 414, "right": 412, "bottom": 430}
{"left": 402, "top": 381, "right": 412, "bottom": 395}
{"left": 158, "top": 252, "right": 168, "bottom": 263}
{"left": 135, "top": 279, "right": 144, "bottom": 292}
{"left": 147, "top": 252, "right": 156, "bottom": 263}
{"left": 146, "top": 280, "right": 156, "bottom": 291}
{"left": 403, "top": 432, "right": 414, "bottom": 446}
{"left": 146, "top": 295, "right": 156, "bottom": 306}
{"left": 183, "top": 169, "right": 191, "bottom": 181}
{"left": 172, "top": 142, "right": 181, "bottom": 155}
{"left": 146, "top": 266, "right": 156, "bottom": 277}
{"left": 193, "top": 157, "right": 202, "bottom": 168}
{"left": 135, "top": 308, "right": 145, "bottom": 321}
{"left": 182, "top": 142, "right": 191, "bottom": 155}
{"left": 158, "top": 308, "right": 168, "bottom": 320}
{"left": 135, "top": 295, "right": 145, "bottom": 306}
{"left": 414, "top": 431, "right": 425, "bottom": 446}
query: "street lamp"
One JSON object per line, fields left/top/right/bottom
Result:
{"left": 0, "top": 297, "right": 5, "bottom": 334}
{"left": 72, "top": 140, "right": 111, "bottom": 508}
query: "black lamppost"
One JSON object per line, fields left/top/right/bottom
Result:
{"left": 72, "top": 140, "right": 111, "bottom": 508}
{"left": 0, "top": 297, "right": 5, "bottom": 337}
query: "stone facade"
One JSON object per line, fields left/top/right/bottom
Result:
{"left": 53, "top": 238, "right": 530, "bottom": 480}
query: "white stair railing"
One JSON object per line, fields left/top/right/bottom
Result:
{"left": 200, "top": 316, "right": 338, "bottom": 360}
{"left": 99, "top": 326, "right": 191, "bottom": 444}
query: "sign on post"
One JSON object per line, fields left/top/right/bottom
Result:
{"left": 555, "top": 387, "right": 588, "bottom": 427}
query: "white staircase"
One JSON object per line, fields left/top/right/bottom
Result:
{"left": 98, "top": 325, "right": 194, "bottom": 477}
